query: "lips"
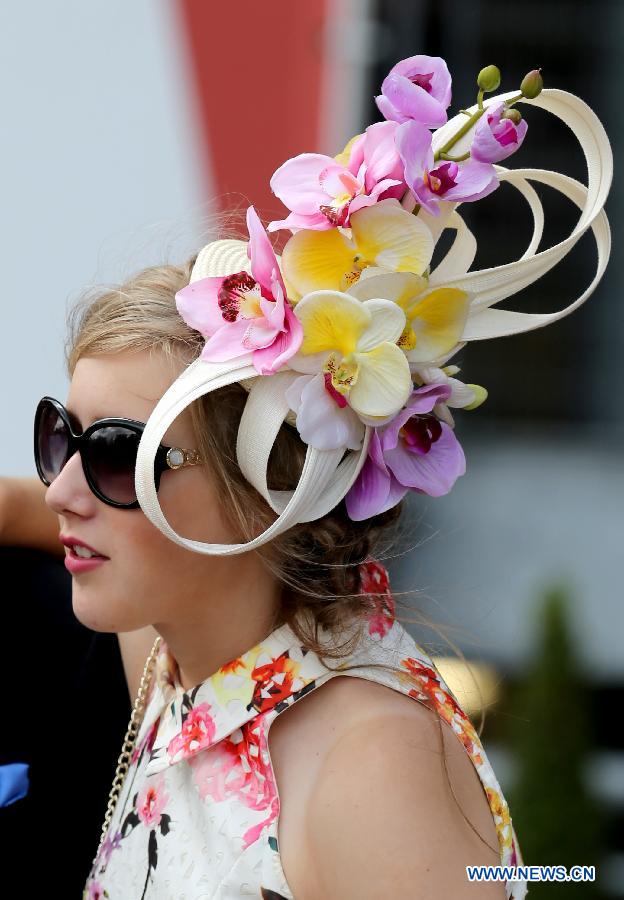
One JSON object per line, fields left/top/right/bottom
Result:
{"left": 59, "top": 535, "right": 109, "bottom": 558}
{"left": 68, "top": 546, "right": 107, "bottom": 559}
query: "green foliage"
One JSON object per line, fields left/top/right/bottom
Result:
{"left": 505, "top": 583, "right": 608, "bottom": 898}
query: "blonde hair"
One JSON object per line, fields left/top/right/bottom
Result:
{"left": 65, "top": 211, "right": 498, "bottom": 854}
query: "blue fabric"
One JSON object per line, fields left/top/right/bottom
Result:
{"left": 0, "top": 762, "right": 30, "bottom": 807}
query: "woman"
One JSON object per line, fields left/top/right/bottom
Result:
{"left": 27, "top": 249, "right": 524, "bottom": 899}
{"left": 23, "top": 49, "right": 613, "bottom": 897}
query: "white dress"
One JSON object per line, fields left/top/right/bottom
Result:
{"left": 83, "top": 559, "right": 527, "bottom": 898}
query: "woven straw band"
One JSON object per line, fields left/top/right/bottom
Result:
{"left": 134, "top": 87, "right": 612, "bottom": 555}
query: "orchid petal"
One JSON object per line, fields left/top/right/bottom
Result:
{"left": 434, "top": 401, "right": 455, "bottom": 428}
{"left": 383, "top": 422, "right": 466, "bottom": 496}
{"left": 349, "top": 343, "right": 412, "bottom": 417}
{"left": 348, "top": 271, "right": 428, "bottom": 311}
{"left": 350, "top": 199, "right": 434, "bottom": 276}
{"left": 287, "top": 346, "right": 332, "bottom": 374}
{"left": 294, "top": 290, "right": 370, "bottom": 357}
{"left": 405, "top": 287, "right": 470, "bottom": 362}
{"left": 267, "top": 210, "right": 331, "bottom": 233}
{"left": 345, "top": 456, "right": 407, "bottom": 521}
{"left": 361, "top": 120, "right": 403, "bottom": 184}
{"left": 270, "top": 153, "right": 337, "bottom": 214}
{"left": 175, "top": 276, "right": 229, "bottom": 337}
{"left": 199, "top": 319, "right": 257, "bottom": 362}
{"left": 380, "top": 72, "right": 449, "bottom": 128}
{"left": 395, "top": 120, "right": 435, "bottom": 192}
{"left": 319, "top": 164, "right": 360, "bottom": 200}
{"left": 376, "top": 56, "right": 452, "bottom": 127}
{"left": 347, "top": 178, "right": 403, "bottom": 215}
{"left": 246, "top": 206, "right": 283, "bottom": 293}
{"left": 286, "top": 372, "right": 365, "bottom": 451}
{"left": 445, "top": 377, "right": 480, "bottom": 407}
{"left": 380, "top": 384, "right": 452, "bottom": 452}
{"left": 367, "top": 428, "right": 388, "bottom": 472}
{"left": 253, "top": 303, "right": 304, "bottom": 374}
{"left": 463, "top": 384, "right": 488, "bottom": 410}
{"left": 259, "top": 279, "right": 285, "bottom": 323}
{"left": 471, "top": 101, "right": 529, "bottom": 164}
{"left": 356, "top": 299, "right": 406, "bottom": 351}
{"left": 442, "top": 160, "right": 499, "bottom": 202}
{"left": 243, "top": 318, "right": 280, "bottom": 349}
{"left": 281, "top": 227, "right": 357, "bottom": 295}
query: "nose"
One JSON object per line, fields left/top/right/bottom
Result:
{"left": 44, "top": 448, "right": 97, "bottom": 516}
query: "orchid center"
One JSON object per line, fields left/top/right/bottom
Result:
{"left": 397, "top": 322, "right": 417, "bottom": 351}
{"left": 318, "top": 170, "right": 363, "bottom": 226}
{"left": 338, "top": 253, "right": 373, "bottom": 291}
{"left": 319, "top": 202, "right": 350, "bottom": 227}
{"left": 408, "top": 71, "right": 434, "bottom": 93}
{"left": 323, "top": 352, "right": 359, "bottom": 401}
{"left": 399, "top": 415, "right": 442, "bottom": 454}
{"left": 423, "top": 161, "right": 458, "bottom": 196}
{"left": 217, "top": 271, "right": 264, "bottom": 322}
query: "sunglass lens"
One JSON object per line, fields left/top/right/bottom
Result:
{"left": 86, "top": 427, "right": 140, "bottom": 505}
{"left": 37, "top": 403, "right": 70, "bottom": 483}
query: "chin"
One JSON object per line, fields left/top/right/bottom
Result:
{"left": 71, "top": 588, "right": 136, "bottom": 634}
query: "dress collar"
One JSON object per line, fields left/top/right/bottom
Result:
{"left": 140, "top": 559, "right": 396, "bottom": 777}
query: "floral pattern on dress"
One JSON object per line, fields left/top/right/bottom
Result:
{"left": 83, "top": 557, "right": 527, "bottom": 899}
{"left": 399, "top": 654, "right": 518, "bottom": 867}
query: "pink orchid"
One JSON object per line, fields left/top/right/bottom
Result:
{"left": 267, "top": 121, "right": 405, "bottom": 232}
{"left": 470, "top": 100, "right": 529, "bottom": 164}
{"left": 375, "top": 54, "right": 452, "bottom": 127}
{"left": 345, "top": 383, "right": 466, "bottom": 520}
{"left": 175, "top": 206, "right": 303, "bottom": 375}
{"left": 395, "top": 120, "right": 499, "bottom": 216}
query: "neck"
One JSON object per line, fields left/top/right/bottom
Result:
{"left": 154, "top": 554, "right": 283, "bottom": 692}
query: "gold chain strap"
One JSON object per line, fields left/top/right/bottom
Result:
{"left": 91, "top": 635, "right": 163, "bottom": 868}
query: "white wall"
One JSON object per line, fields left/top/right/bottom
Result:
{"left": 393, "top": 424, "right": 624, "bottom": 679}
{"left": 1, "top": 0, "right": 211, "bottom": 475}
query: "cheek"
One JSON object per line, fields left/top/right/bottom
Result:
{"left": 70, "top": 515, "right": 178, "bottom": 631}
{"left": 157, "top": 467, "right": 238, "bottom": 545}
{"left": 69, "top": 468, "right": 242, "bottom": 632}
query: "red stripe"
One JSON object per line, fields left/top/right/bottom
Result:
{"left": 175, "top": 0, "right": 329, "bottom": 231}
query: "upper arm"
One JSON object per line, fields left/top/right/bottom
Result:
{"left": 0, "top": 476, "right": 64, "bottom": 559}
{"left": 117, "top": 626, "right": 160, "bottom": 703}
{"left": 305, "top": 704, "right": 505, "bottom": 899}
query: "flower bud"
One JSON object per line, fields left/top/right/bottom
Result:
{"left": 520, "top": 68, "right": 543, "bottom": 99}
{"left": 501, "top": 108, "right": 523, "bottom": 126}
{"left": 464, "top": 384, "right": 488, "bottom": 411}
{"left": 477, "top": 65, "right": 501, "bottom": 93}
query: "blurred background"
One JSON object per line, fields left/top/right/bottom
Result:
{"left": 1, "top": 0, "right": 621, "bottom": 895}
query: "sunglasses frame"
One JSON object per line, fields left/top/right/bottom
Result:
{"left": 34, "top": 395, "right": 206, "bottom": 509}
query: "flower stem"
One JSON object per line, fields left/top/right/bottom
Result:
{"left": 403, "top": 89, "right": 524, "bottom": 214}
{"left": 434, "top": 107, "right": 483, "bottom": 159}
{"left": 438, "top": 151, "right": 471, "bottom": 162}
{"left": 433, "top": 89, "right": 524, "bottom": 160}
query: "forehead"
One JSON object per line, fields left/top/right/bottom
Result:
{"left": 66, "top": 351, "right": 188, "bottom": 431}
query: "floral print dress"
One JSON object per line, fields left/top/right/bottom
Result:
{"left": 84, "top": 559, "right": 527, "bottom": 898}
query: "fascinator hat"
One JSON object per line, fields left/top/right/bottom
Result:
{"left": 134, "top": 59, "right": 612, "bottom": 555}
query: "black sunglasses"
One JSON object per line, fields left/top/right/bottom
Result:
{"left": 34, "top": 396, "right": 205, "bottom": 509}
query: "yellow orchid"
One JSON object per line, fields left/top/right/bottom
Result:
{"left": 348, "top": 270, "right": 470, "bottom": 364}
{"left": 281, "top": 198, "right": 434, "bottom": 299}
{"left": 289, "top": 289, "right": 412, "bottom": 420}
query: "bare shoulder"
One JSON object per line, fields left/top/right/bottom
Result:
{"left": 269, "top": 674, "right": 505, "bottom": 899}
